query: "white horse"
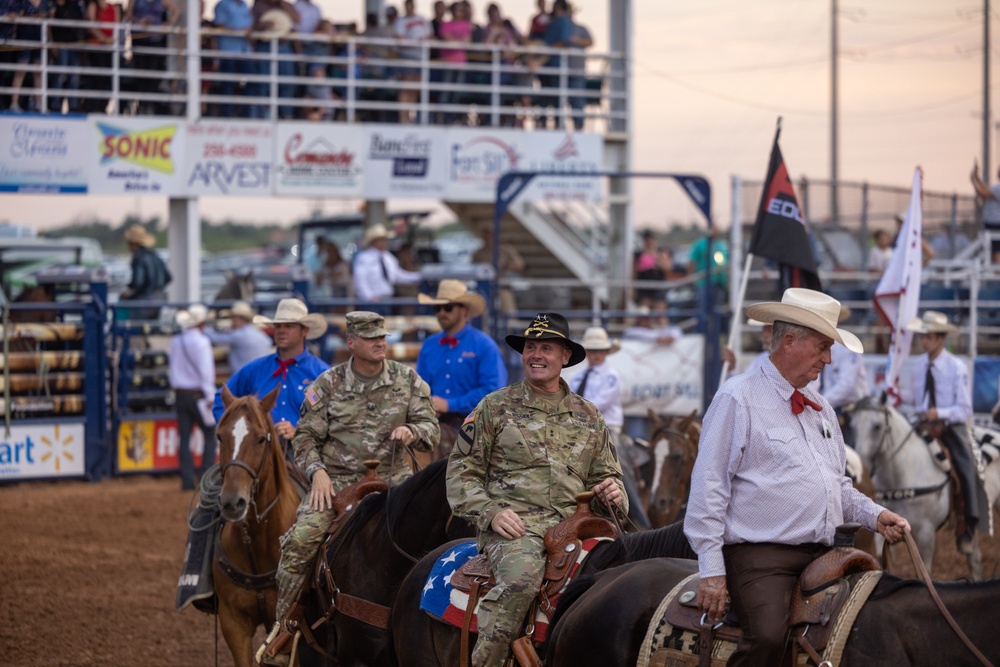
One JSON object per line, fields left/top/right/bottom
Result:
{"left": 850, "top": 396, "right": 1000, "bottom": 580}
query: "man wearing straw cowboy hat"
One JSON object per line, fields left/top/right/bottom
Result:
{"left": 258, "top": 310, "right": 439, "bottom": 666}
{"left": 170, "top": 304, "right": 216, "bottom": 491}
{"left": 211, "top": 298, "right": 329, "bottom": 446}
{"left": 447, "top": 312, "right": 627, "bottom": 667}
{"left": 120, "top": 224, "right": 171, "bottom": 320}
{"left": 686, "top": 288, "right": 910, "bottom": 666}
{"left": 902, "top": 310, "right": 981, "bottom": 550}
{"left": 204, "top": 300, "right": 273, "bottom": 373}
{"left": 569, "top": 326, "right": 652, "bottom": 529}
{"left": 416, "top": 279, "right": 506, "bottom": 430}
{"left": 352, "top": 223, "right": 422, "bottom": 313}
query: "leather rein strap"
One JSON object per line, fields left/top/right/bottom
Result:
{"left": 899, "top": 529, "right": 994, "bottom": 667}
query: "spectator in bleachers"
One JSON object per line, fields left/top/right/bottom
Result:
{"left": 893, "top": 213, "right": 935, "bottom": 267}
{"left": 250, "top": 0, "right": 299, "bottom": 119}
{"left": 10, "top": 0, "right": 54, "bottom": 112}
{"left": 393, "top": 0, "right": 431, "bottom": 123}
{"left": 83, "top": 0, "right": 120, "bottom": 113}
{"left": 429, "top": 0, "right": 446, "bottom": 108}
{"left": 526, "top": 0, "right": 549, "bottom": 40}
{"left": 538, "top": 0, "right": 574, "bottom": 128}
{"left": 0, "top": 2, "right": 17, "bottom": 110}
{"left": 688, "top": 226, "right": 729, "bottom": 305}
{"left": 971, "top": 160, "right": 1000, "bottom": 263}
{"left": 566, "top": 2, "right": 591, "bottom": 130}
{"left": 867, "top": 229, "right": 893, "bottom": 275}
{"left": 213, "top": 0, "right": 254, "bottom": 117}
{"left": 49, "top": 0, "right": 85, "bottom": 113}
{"left": 126, "top": 0, "right": 178, "bottom": 114}
{"left": 437, "top": 1, "right": 471, "bottom": 124}
{"left": 633, "top": 229, "right": 665, "bottom": 311}
{"left": 360, "top": 7, "right": 397, "bottom": 121}
{"left": 303, "top": 61, "right": 336, "bottom": 120}
{"left": 484, "top": 2, "right": 527, "bottom": 126}
{"left": 292, "top": 0, "right": 321, "bottom": 57}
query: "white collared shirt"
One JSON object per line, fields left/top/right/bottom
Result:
{"left": 568, "top": 361, "right": 623, "bottom": 428}
{"left": 685, "top": 358, "right": 883, "bottom": 579}
{"left": 169, "top": 328, "right": 217, "bottom": 401}
{"left": 902, "top": 349, "right": 972, "bottom": 423}
{"left": 821, "top": 345, "right": 870, "bottom": 409}
{"left": 352, "top": 247, "right": 422, "bottom": 301}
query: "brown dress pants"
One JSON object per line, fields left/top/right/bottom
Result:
{"left": 722, "top": 542, "right": 828, "bottom": 667}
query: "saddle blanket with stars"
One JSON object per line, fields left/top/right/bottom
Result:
{"left": 418, "top": 538, "right": 606, "bottom": 642}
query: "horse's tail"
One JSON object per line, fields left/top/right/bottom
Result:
{"left": 540, "top": 573, "right": 601, "bottom": 662}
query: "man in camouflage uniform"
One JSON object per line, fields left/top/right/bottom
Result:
{"left": 258, "top": 311, "right": 440, "bottom": 666}
{"left": 447, "top": 312, "right": 627, "bottom": 667}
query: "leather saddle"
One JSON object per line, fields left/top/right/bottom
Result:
{"left": 450, "top": 491, "right": 620, "bottom": 601}
{"left": 664, "top": 525, "right": 880, "bottom": 666}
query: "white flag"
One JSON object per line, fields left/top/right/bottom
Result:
{"left": 874, "top": 167, "right": 923, "bottom": 404}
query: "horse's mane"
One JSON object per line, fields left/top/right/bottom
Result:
{"left": 869, "top": 572, "right": 1000, "bottom": 599}
{"left": 584, "top": 522, "right": 697, "bottom": 572}
{"left": 540, "top": 572, "right": 600, "bottom": 659}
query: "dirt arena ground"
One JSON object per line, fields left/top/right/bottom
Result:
{"left": 1, "top": 474, "right": 998, "bottom": 667}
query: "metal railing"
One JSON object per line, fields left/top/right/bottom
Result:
{"left": 1, "top": 17, "right": 625, "bottom": 129}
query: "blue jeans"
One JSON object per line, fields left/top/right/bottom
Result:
{"left": 50, "top": 47, "right": 80, "bottom": 112}
{"left": 218, "top": 46, "right": 256, "bottom": 117}
{"left": 253, "top": 41, "right": 296, "bottom": 119}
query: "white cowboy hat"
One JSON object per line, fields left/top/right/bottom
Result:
{"left": 362, "top": 224, "right": 395, "bottom": 247}
{"left": 905, "top": 310, "right": 958, "bottom": 335}
{"left": 253, "top": 298, "right": 328, "bottom": 340}
{"left": 231, "top": 300, "right": 255, "bottom": 321}
{"left": 123, "top": 224, "right": 156, "bottom": 248}
{"left": 744, "top": 288, "right": 863, "bottom": 354}
{"left": 580, "top": 326, "right": 621, "bottom": 353}
{"left": 256, "top": 7, "right": 294, "bottom": 39}
{"left": 176, "top": 303, "right": 209, "bottom": 330}
{"left": 418, "top": 279, "right": 486, "bottom": 318}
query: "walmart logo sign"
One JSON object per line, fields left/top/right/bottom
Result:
{"left": 0, "top": 423, "right": 85, "bottom": 480}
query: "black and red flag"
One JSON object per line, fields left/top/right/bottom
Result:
{"left": 749, "top": 125, "right": 821, "bottom": 294}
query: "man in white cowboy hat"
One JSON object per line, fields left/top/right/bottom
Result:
{"left": 902, "top": 310, "right": 980, "bottom": 550}
{"left": 212, "top": 298, "right": 329, "bottom": 447}
{"left": 204, "top": 300, "right": 273, "bottom": 373}
{"left": 447, "top": 312, "right": 626, "bottom": 667}
{"left": 258, "top": 311, "right": 439, "bottom": 666}
{"left": 169, "top": 304, "right": 217, "bottom": 491}
{"left": 685, "top": 288, "right": 910, "bottom": 667}
{"left": 352, "top": 223, "right": 422, "bottom": 313}
{"left": 120, "top": 224, "right": 171, "bottom": 320}
{"left": 416, "top": 279, "right": 506, "bottom": 429}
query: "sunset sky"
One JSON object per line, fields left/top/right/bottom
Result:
{"left": 1, "top": 0, "right": 992, "bottom": 232}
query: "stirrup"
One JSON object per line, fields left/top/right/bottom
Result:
{"left": 256, "top": 622, "right": 294, "bottom": 666}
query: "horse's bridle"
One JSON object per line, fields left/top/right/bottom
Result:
{"left": 220, "top": 415, "right": 281, "bottom": 523}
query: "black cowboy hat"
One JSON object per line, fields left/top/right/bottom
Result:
{"left": 505, "top": 312, "right": 587, "bottom": 367}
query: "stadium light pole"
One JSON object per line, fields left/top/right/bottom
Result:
{"left": 830, "top": 0, "right": 839, "bottom": 224}
{"left": 984, "top": 0, "right": 991, "bottom": 183}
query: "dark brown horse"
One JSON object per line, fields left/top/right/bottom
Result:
{"left": 214, "top": 384, "right": 300, "bottom": 667}
{"left": 544, "top": 557, "right": 1000, "bottom": 667}
{"left": 641, "top": 410, "right": 701, "bottom": 528}
{"left": 388, "top": 523, "right": 696, "bottom": 667}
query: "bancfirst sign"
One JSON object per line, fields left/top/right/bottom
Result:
{"left": 0, "top": 116, "right": 603, "bottom": 202}
{"left": 0, "top": 422, "right": 86, "bottom": 480}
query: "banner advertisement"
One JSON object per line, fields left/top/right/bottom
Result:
{"left": 563, "top": 336, "right": 704, "bottom": 417}
{"left": 273, "top": 123, "right": 365, "bottom": 197}
{"left": 183, "top": 121, "right": 273, "bottom": 196}
{"left": 363, "top": 126, "right": 449, "bottom": 199}
{"left": 87, "top": 116, "right": 187, "bottom": 195}
{"left": 0, "top": 115, "right": 89, "bottom": 193}
{"left": 447, "top": 128, "right": 602, "bottom": 202}
{"left": 117, "top": 419, "right": 209, "bottom": 473}
{"left": 0, "top": 422, "right": 86, "bottom": 480}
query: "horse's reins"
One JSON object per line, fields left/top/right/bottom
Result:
{"left": 887, "top": 528, "right": 995, "bottom": 667}
{"left": 854, "top": 403, "right": 946, "bottom": 500}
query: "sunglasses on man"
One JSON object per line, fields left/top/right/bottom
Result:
{"left": 434, "top": 304, "right": 459, "bottom": 313}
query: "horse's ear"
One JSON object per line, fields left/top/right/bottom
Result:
{"left": 260, "top": 383, "right": 281, "bottom": 412}
{"left": 647, "top": 408, "right": 661, "bottom": 428}
{"left": 879, "top": 391, "right": 888, "bottom": 406}
{"left": 222, "top": 385, "right": 235, "bottom": 408}
{"left": 678, "top": 409, "right": 697, "bottom": 432}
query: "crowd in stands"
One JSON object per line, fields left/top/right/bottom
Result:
{"left": 0, "top": 0, "right": 597, "bottom": 127}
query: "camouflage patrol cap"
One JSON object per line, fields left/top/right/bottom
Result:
{"left": 346, "top": 311, "right": 389, "bottom": 338}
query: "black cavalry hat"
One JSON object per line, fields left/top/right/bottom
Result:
{"left": 504, "top": 312, "right": 587, "bottom": 368}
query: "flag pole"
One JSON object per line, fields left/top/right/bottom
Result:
{"left": 719, "top": 251, "right": 755, "bottom": 386}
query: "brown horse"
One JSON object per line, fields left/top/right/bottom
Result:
{"left": 642, "top": 410, "right": 701, "bottom": 528}
{"left": 214, "top": 384, "right": 300, "bottom": 667}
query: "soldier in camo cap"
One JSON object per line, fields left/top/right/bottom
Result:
{"left": 258, "top": 310, "right": 440, "bottom": 666}
{"left": 446, "top": 312, "right": 627, "bottom": 667}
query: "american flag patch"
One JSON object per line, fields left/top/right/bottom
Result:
{"left": 305, "top": 386, "right": 320, "bottom": 407}
{"left": 462, "top": 409, "right": 476, "bottom": 426}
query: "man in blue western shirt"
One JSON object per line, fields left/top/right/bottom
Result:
{"left": 213, "top": 298, "right": 329, "bottom": 448}
{"left": 416, "top": 280, "right": 506, "bottom": 429}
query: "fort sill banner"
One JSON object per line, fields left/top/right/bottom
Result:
{"left": 0, "top": 422, "right": 86, "bottom": 480}
{"left": 0, "top": 114, "right": 89, "bottom": 193}
{"left": 273, "top": 122, "right": 366, "bottom": 197}
{"left": 117, "top": 419, "right": 211, "bottom": 474}
{"left": 87, "top": 116, "right": 187, "bottom": 195}
{"left": 562, "top": 336, "right": 705, "bottom": 417}
{"left": 184, "top": 120, "right": 273, "bottom": 196}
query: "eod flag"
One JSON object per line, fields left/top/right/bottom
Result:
{"left": 749, "top": 126, "right": 821, "bottom": 294}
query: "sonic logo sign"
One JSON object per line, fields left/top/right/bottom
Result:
{"left": 89, "top": 118, "right": 186, "bottom": 194}
{"left": 0, "top": 423, "right": 85, "bottom": 480}
{"left": 98, "top": 122, "right": 176, "bottom": 173}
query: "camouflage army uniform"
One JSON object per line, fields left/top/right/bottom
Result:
{"left": 272, "top": 324, "right": 439, "bottom": 621}
{"left": 447, "top": 378, "right": 626, "bottom": 667}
